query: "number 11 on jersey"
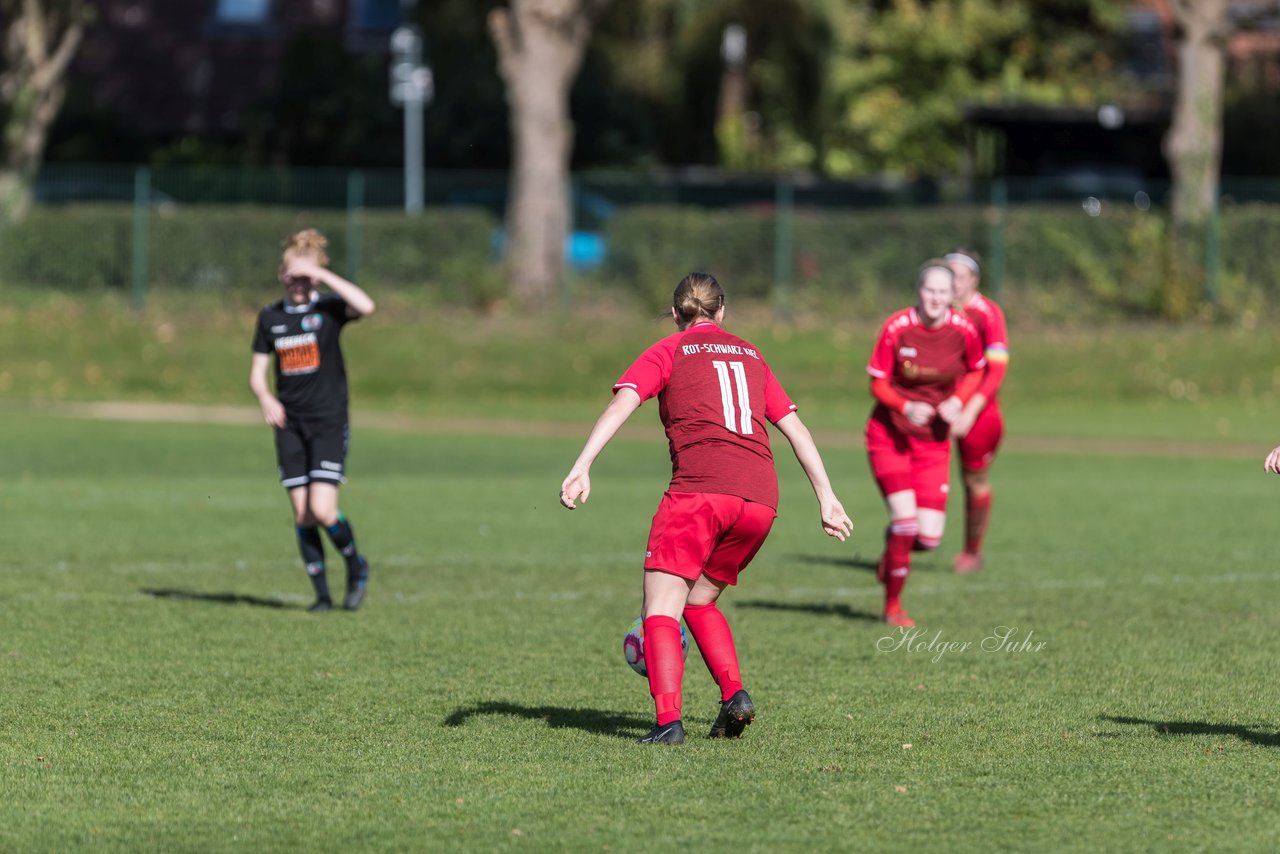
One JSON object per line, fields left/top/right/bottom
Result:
{"left": 712, "top": 360, "right": 753, "bottom": 435}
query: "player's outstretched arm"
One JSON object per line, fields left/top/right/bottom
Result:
{"left": 249, "top": 352, "right": 286, "bottom": 427}
{"left": 774, "top": 412, "right": 853, "bottom": 541}
{"left": 560, "top": 388, "right": 643, "bottom": 510}
{"left": 1264, "top": 445, "right": 1280, "bottom": 473}
{"left": 286, "top": 257, "right": 376, "bottom": 317}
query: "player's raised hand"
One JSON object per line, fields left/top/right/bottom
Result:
{"left": 559, "top": 467, "right": 591, "bottom": 510}
{"left": 820, "top": 497, "right": 853, "bottom": 542}
{"left": 283, "top": 256, "right": 326, "bottom": 283}
{"left": 1264, "top": 446, "right": 1280, "bottom": 474}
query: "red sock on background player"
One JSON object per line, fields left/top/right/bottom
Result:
{"left": 964, "top": 490, "right": 992, "bottom": 555}
{"left": 682, "top": 602, "right": 743, "bottom": 702}
{"left": 642, "top": 615, "right": 684, "bottom": 726}
{"left": 882, "top": 517, "right": 916, "bottom": 620}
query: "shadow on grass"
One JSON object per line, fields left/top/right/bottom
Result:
{"left": 142, "top": 587, "right": 294, "bottom": 609}
{"left": 736, "top": 599, "right": 881, "bottom": 622}
{"left": 787, "top": 553, "right": 880, "bottom": 573}
{"left": 1100, "top": 715, "right": 1280, "bottom": 747}
{"left": 443, "top": 701, "right": 651, "bottom": 738}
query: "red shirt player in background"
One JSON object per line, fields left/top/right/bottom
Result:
{"left": 560, "top": 272, "right": 853, "bottom": 745}
{"left": 866, "top": 260, "right": 985, "bottom": 627}
{"left": 945, "top": 248, "right": 1010, "bottom": 574}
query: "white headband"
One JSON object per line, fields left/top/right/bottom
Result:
{"left": 945, "top": 252, "right": 980, "bottom": 274}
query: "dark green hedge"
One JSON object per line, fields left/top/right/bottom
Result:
{"left": 0, "top": 204, "right": 498, "bottom": 298}
{"left": 2, "top": 199, "right": 1277, "bottom": 319}
{"left": 601, "top": 201, "right": 1280, "bottom": 320}
{"left": 600, "top": 204, "right": 987, "bottom": 313}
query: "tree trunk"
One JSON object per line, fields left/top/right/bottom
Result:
{"left": 0, "top": 0, "right": 90, "bottom": 219}
{"left": 506, "top": 46, "right": 574, "bottom": 303}
{"left": 1164, "top": 0, "right": 1229, "bottom": 231}
{"left": 1158, "top": 0, "right": 1231, "bottom": 316}
{"left": 488, "top": 0, "right": 608, "bottom": 305}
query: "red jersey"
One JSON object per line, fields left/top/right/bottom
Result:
{"left": 959, "top": 292, "right": 1009, "bottom": 402}
{"left": 866, "top": 308, "right": 985, "bottom": 441}
{"left": 614, "top": 321, "right": 797, "bottom": 509}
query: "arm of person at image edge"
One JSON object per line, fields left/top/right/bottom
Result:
{"left": 247, "top": 258, "right": 376, "bottom": 428}
{"left": 558, "top": 339, "right": 853, "bottom": 541}
{"left": 950, "top": 309, "right": 1009, "bottom": 439}
{"left": 1264, "top": 444, "right": 1280, "bottom": 473}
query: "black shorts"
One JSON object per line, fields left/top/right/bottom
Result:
{"left": 274, "top": 418, "right": 349, "bottom": 489}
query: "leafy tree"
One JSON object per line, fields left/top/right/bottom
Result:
{"left": 588, "top": 0, "right": 831, "bottom": 170}
{"left": 820, "top": 0, "right": 1130, "bottom": 176}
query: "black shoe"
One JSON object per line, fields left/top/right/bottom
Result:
{"left": 308, "top": 598, "right": 333, "bottom": 613}
{"left": 343, "top": 556, "right": 369, "bottom": 611}
{"left": 637, "top": 720, "right": 685, "bottom": 745}
{"left": 709, "top": 689, "right": 755, "bottom": 738}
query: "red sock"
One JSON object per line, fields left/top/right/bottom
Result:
{"left": 965, "top": 491, "right": 992, "bottom": 555}
{"left": 883, "top": 519, "right": 916, "bottom": 611}
{"left": 682, "top": 602, "right": 743, "bottom": 702}
{"left": 643, "top": 615, "right": 684, "bottom": 725}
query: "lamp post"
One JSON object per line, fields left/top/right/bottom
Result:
{"left": 390, "top": 20, "right": 433, "bottom": 215}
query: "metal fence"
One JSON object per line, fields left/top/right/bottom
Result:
{"left": 6, "top": 164, "right": 1279, "bottom": 319}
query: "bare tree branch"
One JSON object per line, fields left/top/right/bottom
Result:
{"left": 0, "top": 0, "right": 92, "bottom": 201}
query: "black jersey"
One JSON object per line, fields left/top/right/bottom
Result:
{"left": 252, "top": 293, "right": 358, "bottom": 422}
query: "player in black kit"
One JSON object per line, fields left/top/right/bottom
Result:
{"left": 249, "top": 229, "right": 376, "bottom": 612}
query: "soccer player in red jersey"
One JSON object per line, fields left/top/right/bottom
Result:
{"left": 945, "top": 248, "right": 1010, "bottom": 574}
{"left": 249, "top": 229, "right": 376, "bottom": 612}
{"left": 559, "top": 273, "right": 853, "bottom": 745}
{"left": 865, "top": 260, "right": 986, "bottom": 627}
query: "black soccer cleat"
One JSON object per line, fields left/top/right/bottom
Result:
{"left": 637, "top": 720, "right": 685, "bottom": 745}
{"left": 709, "top": 689, "right": 756, "bottom": 738}
{"left": 343, "top": 555, "right": 369, "bottom": 611}
{"left": 308, "top": 597, "right": 333, "bottom": 613}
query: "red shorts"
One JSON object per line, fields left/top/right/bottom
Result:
{"left": 865, "top": 416, "right": 952, "bottom": 512}
{"left": 957, "top": 401, "right": 1004, "bottom": 472}
{"left": 643, "top": 491, "right": 777, "bottom": 586}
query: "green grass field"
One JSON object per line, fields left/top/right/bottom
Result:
{"left": 2, "top": 403, "right": 1278, "bottom": 851}
{"left": 2, "top": 290, "right": 1279, "bottom": 850}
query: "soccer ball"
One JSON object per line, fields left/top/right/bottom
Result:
{"left": 622, "top": 616, "right": 689, "bottom": 677}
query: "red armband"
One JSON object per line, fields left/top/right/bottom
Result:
{"left": 870, "top": 377, "right": 908, "bottom": 413}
